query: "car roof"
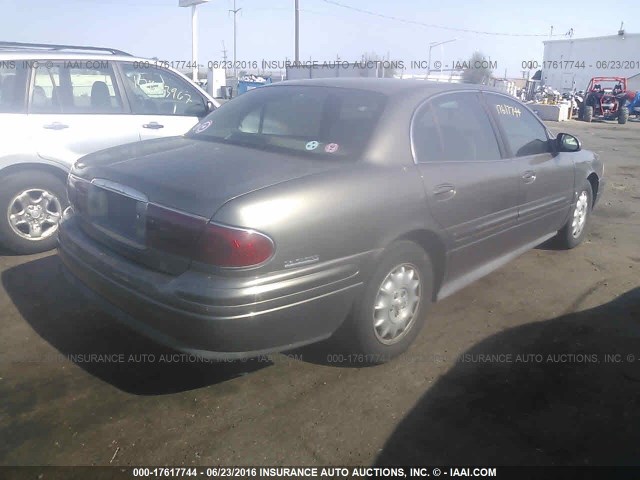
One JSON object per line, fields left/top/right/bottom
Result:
{"left": 273, "top": 77, "right": 507, "bottom": 96}
{"left": 0, "top": 51, "right": 146, "bottom": 63}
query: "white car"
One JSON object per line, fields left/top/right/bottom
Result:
{"left": 0, "top": 41, "right": 219, "bottom": 254}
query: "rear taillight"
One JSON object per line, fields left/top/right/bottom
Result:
{"left": 145, "top": 204, "right": 207, "bottom": 258}
{"left": 193, "top": 223, "right": 275, "bottom": 268}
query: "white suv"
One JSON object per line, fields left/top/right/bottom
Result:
{"left": 0, "top": 41, "right": 219, "bottom": 254}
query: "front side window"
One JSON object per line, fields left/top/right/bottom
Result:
{"left": 0, "top": 62, "right": 28, "bottom": 113}
{"left": 412, "top": 92, "right": 501, "bottom": 163}
{"left": 120, "top": 63, "right": 206, "bottom": 117}
{"left": 188, "top": 85, "right": 387, "bottom": 159}
{"left": 484, "top": 94, "right": 551, "bottom": 157}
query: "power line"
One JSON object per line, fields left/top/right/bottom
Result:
{"left": 319, "top": 0, "right": 564, "bottom": 37}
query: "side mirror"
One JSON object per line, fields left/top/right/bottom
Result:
{"left": 185, "top": 100, "right": 214, "bottom": 118}
{"left": 556, "top": 133, "right": 581, "bottom": 152}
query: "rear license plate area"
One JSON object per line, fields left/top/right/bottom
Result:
{"left": 87, "top": 185, "right": 147, "bottom": 247}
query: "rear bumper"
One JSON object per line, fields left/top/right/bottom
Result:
{"left": 58, "top": 214, "right": 369, "bottom": 360}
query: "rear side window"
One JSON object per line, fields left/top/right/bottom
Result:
{"left": 31, "top": 63, "right": 123, "bottom": 114}
{"left": 67, "top": 66, "right": 122, "bottom": 113}
{"left": 0, "top": 62, "right": 28, "bottom": 113}
{"left": 412, "top": 92, "right": 501, "bottom": 162}
{"left": 31, "top": 65, "right": 62, "bottom": 113}
{"left": 484, "top": 94, "right": 551, "bottom": 157}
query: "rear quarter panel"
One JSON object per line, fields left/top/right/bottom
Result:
{"left": 210, "top": 162, "right": 433, "bottom": 278}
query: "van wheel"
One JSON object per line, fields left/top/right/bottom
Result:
{"left": 337, "top": 241, "right": 433, "bottom": 364}
{"left": 0, "top": 170, "right": 68, "bottom": 254}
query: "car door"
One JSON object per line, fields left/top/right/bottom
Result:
{"left": 26, "top": 61, "right": 140, "bottom": 170}
{"left": 117, "top": 62, "right": 210, "bottom": 140}
{"left": 412, "top": 91, "right": 521, "bottom": 291}
{"left": 0, "top": 61, "right": 30, "bottom": 165}
{"left": 482, "top": 92, "right": 575, "bottom": 241}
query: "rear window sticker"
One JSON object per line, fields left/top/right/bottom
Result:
{"left": 305, "top": 141, "right": 319, "bottom": 151}
{"left": 324, "top": 143, "right": 340, "bottom": 153}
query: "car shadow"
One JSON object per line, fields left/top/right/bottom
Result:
{"left": 375, "top": 287, "right": 640, "bottom": 466}
{"left": 0, "top": 245, "right": 20, "bottom": 256}
{"left": 1, "top": 255, "right": 270, "bottom": 396}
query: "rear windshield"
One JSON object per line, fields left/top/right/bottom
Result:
{"left": 187, "top": 85, "right": 387, "bottom": 159}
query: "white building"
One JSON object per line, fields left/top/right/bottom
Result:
{"left": 542, "top": 32, "right": 640, "bottom": 92}
{"left": 628, "top": 72, "right": 640, "bottom": 91}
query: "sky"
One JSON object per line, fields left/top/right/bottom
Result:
{"left": 2, "top": 0, "right": 639, "bottom": 78}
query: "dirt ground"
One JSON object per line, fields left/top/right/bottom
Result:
{"left": 1, "top": 119, "right": 639, "bottom": 467}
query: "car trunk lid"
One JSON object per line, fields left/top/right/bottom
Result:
{"left": 70, "top": 136, "right": 339, "bottom": 274}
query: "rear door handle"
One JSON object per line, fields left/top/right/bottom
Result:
{"left": 142, "top": 122, "right": 164, "bottom": 130}
{"left": 433, "top": 184, "right": 456, "bottom": 200}
{"left": 43, "top": 122, "right": 69, "bottom": 130}
{"left": 522, "top": 171, "right": 537, "bottom": 184}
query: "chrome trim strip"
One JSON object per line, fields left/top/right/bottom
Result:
{"left": 90, "top": 178, "right": 148, "bottom": 202}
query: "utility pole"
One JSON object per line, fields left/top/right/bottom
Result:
{"left": 229, "top": 0, "right": 242, "bottom": 79}
{"left": 178, "top": 1, "right": 211, "bottom": 82}
{"left": 221, "top": 41, "right": 228, "bottom": 77}
{"left": 295, "top": 0, "right": 300, "bottom": 63}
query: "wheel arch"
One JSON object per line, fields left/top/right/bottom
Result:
{"left": 392, "top": 229, "right": 447, "bottom": 302}
{"left": 0, "top": 162, "right": 69, "bottom": 185}
{"left": 586, "top": 172, "right": 599, "bottom": 208}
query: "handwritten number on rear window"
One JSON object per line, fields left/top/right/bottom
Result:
{"left": 496, "top": 104, "right": 521, "bottom": 117}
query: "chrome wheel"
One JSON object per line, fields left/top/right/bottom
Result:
{"left": 7, "top": 189, "right": 62, "bottom": 241}
{"left": 373, "top": 263, "right": 421, "bottom": 345}
{"left": 571, "top": 190, "right": 589, "bottom": 239}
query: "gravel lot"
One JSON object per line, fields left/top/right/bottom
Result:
{"left": 1, "top": 119, "right": 639, "bottom": 467}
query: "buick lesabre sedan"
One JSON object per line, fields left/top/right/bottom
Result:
{"left": 58, "top": 79, "right": 604, "bottom": 362}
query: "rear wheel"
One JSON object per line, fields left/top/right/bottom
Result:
{"left": 618, "top": 106, "right": 629, "bottom": 124}
{"left": 583, "top": 105, "right": 593, "bottom": 122}
{"left": 0, "top": 170, "right": 68, "bottom": 254}
{"left": 336, "top": 241, "right": 433, "bottom": 364}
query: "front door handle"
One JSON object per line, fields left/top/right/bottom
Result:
{"left": 522, "top": 171, "right": 537, "bottom": 184}
{"left": 433, "top": 183, "right": 456, "bottom": 201}
{"left": 43, "top": 122, "right": 69, "bottom": 130}
{"left": 142, "top": 122, "right": 164, "bottom": 130}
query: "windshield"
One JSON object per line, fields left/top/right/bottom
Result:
{"left": 187, "top": 85, "right": 387, "bottom": 159}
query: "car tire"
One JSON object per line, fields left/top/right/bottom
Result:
{"left": 337, "top": 241, "right": 433, "bottom": 364}
{"left": 0, "top": 170, "right": 68, "bottom": 254}
{"left": 583, "top": 105, "right": 593, "bottom": 122}
{"left": 618, "top": 106, "right": 629, "bottom": 124}
{"left": 555, "top": 180, "right": 593, "bottom": 250}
